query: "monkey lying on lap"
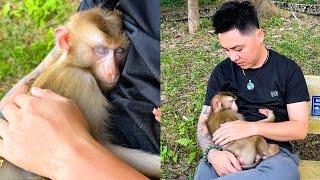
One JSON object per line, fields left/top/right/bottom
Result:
{"left": 0, "top": 8, "right": 160, "bottom": 179}
{"left": 207, "top": 92, "right": 279, "bottom": 169}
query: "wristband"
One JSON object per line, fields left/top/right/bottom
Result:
{"left": 203, "top": 144, "right": 222, "bottom": 163}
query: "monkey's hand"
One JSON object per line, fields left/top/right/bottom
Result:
{"left": 258, "top": 108, "right": 275, "bottom": 119}
{"left": 208, "top": 150, "right": 242, "bottom": 176}
{"left": 212, "top": 120, "right": 257, "bottom": 146}
{"left": 152, "top": 107, "right": 161, "bottom": 122}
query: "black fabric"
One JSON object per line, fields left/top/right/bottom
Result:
{"left": 78, "top": 0, "right": 160, "bottom": 154}
{"left": 204, "top": 49, "right": 309, "bottom": 152}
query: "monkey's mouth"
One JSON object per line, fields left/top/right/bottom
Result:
{"left": 99, "top": 78, "right": 119, "bottom": 90}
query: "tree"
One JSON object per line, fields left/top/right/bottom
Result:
{"left": 188, "top": 0, "right": 200, "bottom": 34}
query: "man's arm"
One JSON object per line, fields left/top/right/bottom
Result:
{"left": 212, "top": 101, "right": 309, "bottom": 146}
{"left": 0, "top": 46, "right": 62, "bottom": 110}
{"left": 255, "top": 101, "right": 309, "bottom": 141}
{"left": 197, "top": 105, "right": 214, "bottom": 151}
{"left": 0, "top": 88, "right": 147, "bottom": 179}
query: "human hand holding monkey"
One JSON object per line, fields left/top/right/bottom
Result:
{"left": 207, "top": 150, "right": 242, "bottom": 176}
{"left": 0, "top": 88, "right": 146, "bottom": 179}
{"left": 0, "top": 8, "right": 159, "bottom": 179}
{"left": 212, "top": 108, "right": 275, "bottom": 145}
{"left": 212, "top": 120, "right": 258, "bottom": 146}
{"left": 207, "top": 92, "right": 279, "bottom": 170}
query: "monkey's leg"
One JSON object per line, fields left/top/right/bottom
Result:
{"left": 107, "top": 144, "right": 160, "bottom": 178}
{"left": 256, "top": 136, "right": 280, "bottom": 158}
{"left": 224, "top": 139, "right": 258, "bottom": 169}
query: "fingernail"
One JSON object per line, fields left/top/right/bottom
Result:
{"left": 31, "top": 87, "right": 42, "bottom": 96}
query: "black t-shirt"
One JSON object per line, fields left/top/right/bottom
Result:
{"left": 204, "top": 49, "right": 309, "bottom": 151}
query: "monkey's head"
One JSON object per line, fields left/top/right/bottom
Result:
{"left": 55, "top": 8, "right": 129, "bottom": 91}
{"left": 211, "top": 92, "right": 238, "bottom": 113}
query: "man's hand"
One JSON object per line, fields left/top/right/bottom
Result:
{"left": 208, "top": 150, "right": 242, "bottom": 176}
{"left": 0, "top": 87, "right": 91, "bottom": 179}
{"left": 212, "top": 120, "right": 257, "bottom": 146}
{"left": 0, "top": 85, "right": 29, "bottom": 111}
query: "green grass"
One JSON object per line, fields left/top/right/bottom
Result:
{"left": 161, "top": 15, "right": 320, "bottom": 179}
{"left": 0, "top": 0, "right": 77, "bottom": 98}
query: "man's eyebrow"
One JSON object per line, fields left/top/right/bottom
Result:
{"left": 220, "top": 44, "right": 244, "bottom": 50}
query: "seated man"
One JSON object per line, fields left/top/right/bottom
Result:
{"left": 195, "top": 1, "right": 309, "bottom": 180}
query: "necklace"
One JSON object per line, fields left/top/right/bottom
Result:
{"left": 242, "top": 50, "right": 269, "bottom": 91}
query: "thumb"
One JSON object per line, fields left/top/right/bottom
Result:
{"left": 31, "top": 87, "right": 66, "bottom": 102}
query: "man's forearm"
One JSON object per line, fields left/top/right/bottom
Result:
{"left": 197, "top": 106, "right": 215, "bottom": 151}
{"left": 255, "top": 120, "right": 308, "bottom": 141}
{"left": 56, "top": 137, "right": 147, "bottom": 180}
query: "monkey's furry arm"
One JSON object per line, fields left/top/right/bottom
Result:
{"left": 0, "top": 46, "right": 62, "bottom": 110}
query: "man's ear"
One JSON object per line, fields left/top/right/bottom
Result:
{"left": 55, "top": 26, "right": 70, "bottom": 51}
{"left": 256, "top": 28, "right": 265, "bottom": 44}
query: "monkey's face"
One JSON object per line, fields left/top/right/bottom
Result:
{"left": 222, "top": 96, "right": 238, "bottom": 112}
{"left": 71, "top": 25, "right": 128, "bottom": 91}
{"left": 218, "top": 28, "right": 265, "bottom": 69}
{"left": 91, "top": 43, "right": 128, "bottom": 91}
{"left": 57, "top": 9, "right": 129, "bottom": 92}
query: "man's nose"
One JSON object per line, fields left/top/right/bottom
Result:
{"left": 227, "top": 51, "right": 239, "bottom": 61}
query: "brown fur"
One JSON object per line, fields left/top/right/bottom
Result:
{"left": 207, "top": 92, "right": 279, "bottom": 169}
{"left": 0, "top": 8, "right": 160, "bottom": 179}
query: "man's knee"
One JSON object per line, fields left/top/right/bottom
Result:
{"left": 257, "top": 149, "right": 300, "bottom": 180}
{"left": 194, "top": 159, "right": 219, "bottom": 180}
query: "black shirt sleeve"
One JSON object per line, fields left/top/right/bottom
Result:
{"left": 204, "top": 66, "right": 223, "bottom": 106}
{"left": 286, "top": 64, "right": 310, "bottom": 104}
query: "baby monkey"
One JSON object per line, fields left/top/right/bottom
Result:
{"left": 207, "top": 92, "right": 280, "bottom": 169}
{"left": 0, "top": 8, "right": 159, "bottom": 179}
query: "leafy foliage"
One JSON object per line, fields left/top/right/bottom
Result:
{"left": 0, "top": 0, "right": 76, "bottom": 98}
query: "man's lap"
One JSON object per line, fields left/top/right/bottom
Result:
{"left": 194, "top": 147, "right": 300, "bottom": 180}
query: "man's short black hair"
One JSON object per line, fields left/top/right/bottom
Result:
{"left": 212, "top": 1, "right": 259, "bottom": 35}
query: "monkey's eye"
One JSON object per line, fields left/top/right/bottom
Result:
{"left": 115, "top": 48, "right": 125, "bottom": 55}
{"left": 94, "top": 47, "right": 109, "bottom": 56}
{"left": 115, "top": 48, "right": 126, "bottom": 60}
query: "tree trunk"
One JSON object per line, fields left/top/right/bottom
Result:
{"left": 188, "top": 0, "right": 200, "bottom": 34}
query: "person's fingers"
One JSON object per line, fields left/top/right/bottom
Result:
{"left": 14, "top": 93, "right": 35, "bottom": 108}
{"left": 0, "top": 139, "right": 3, "bottom": 157}
{"left": 0, "top": 85, "right": 29, "bottom": 110}
{"left": 229, "top": 153, "right": 242, "bottom": 171}
{"left": 0, "top": 119, "right": 9, "bottom": 138}
{"left": 214, "top": 133, "right": 227, "bottom": 145}
{"left": 30, "top": 87, "right": 67, "bottom": 102}
{"left": 2, "top": 104, "right": 20, "bottom": 123}
{"left": 219, "top": 136, "right": 231, "bottom": 146}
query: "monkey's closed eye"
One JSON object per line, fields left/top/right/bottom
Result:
{"left": 94, "top": 46, "right": 109, "bottom": 56}
{"left": 115, "top": 48, "right": 125, "bottom": 54}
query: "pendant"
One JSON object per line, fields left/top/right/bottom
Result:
{"left": 247, "top": 80, "right": 255, "bottom": 90}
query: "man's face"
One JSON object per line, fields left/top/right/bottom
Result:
{"left": 218, "top": 28, "right": 264, "bottom": 69}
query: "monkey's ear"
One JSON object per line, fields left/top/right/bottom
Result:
{"left": 211, "top": 98, "right": 222, "bottom": 112}
{"left": 55, "top": 27, "right": 70, "bottom": 51}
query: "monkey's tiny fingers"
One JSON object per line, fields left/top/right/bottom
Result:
{"left": 258, "top": 108, "right": 270, "bottom": 116}
{"left": 152, "top": 108, "right": 161, "bottom": 123}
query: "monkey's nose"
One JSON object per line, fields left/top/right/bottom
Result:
{"left": 106, "top": 73, "right": 116, "bottom": 79}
